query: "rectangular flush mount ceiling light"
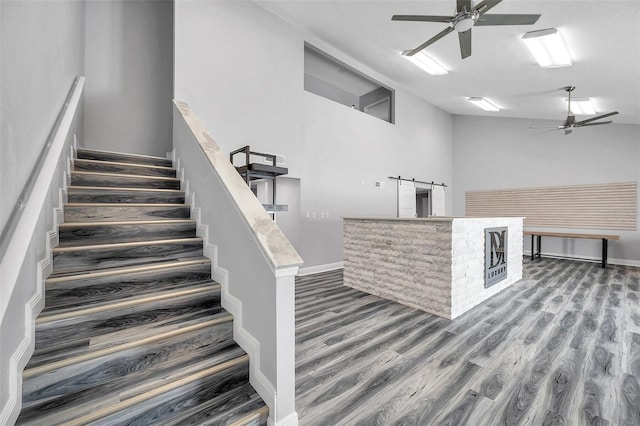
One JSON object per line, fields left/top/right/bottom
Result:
{"left": 402, "top": 51, "right": 448, "bottom": 75}
{"left": 567, "top": 97, "right": 596, "bottom": 115}
{"left": 522, "top": 28, "right": 572, "bottom": 68}
{"left": 467, "top": 97, "right": 500, "bottom": 112}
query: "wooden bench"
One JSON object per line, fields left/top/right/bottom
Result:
{"left": 524, "top": 231, "right": 620, "bottom": 268}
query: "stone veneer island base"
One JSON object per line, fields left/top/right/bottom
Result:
{"left": 343, "top": 217, "right": 523, "bottom": 320}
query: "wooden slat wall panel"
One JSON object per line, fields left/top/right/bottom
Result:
{"left": 466, "top": 182, "right": 637, "bottom": 230}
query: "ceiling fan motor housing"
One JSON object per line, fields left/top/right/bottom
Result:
{"left": 453, "top": 11, "right": 478, "bottom": 32}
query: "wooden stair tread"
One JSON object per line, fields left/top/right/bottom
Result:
{"left": 24, "top": 314, "right": 234, "bottom": 378}
{"left": 67, "top": 185, "right": 183, "bottom": 193}
{"left": 52, "top": 236, "right": 202, "bottom": 252}
{"left": 56, "top": 220, "right": 197, "bottom": 247}
{"left": 59, "top": 219, "right": 195, "bottom": 227}
{"left": 71, "top": 172, "right": 180, "bottom": 190}
{"left": 47, "top": 257, "right": 210, "bottom": 282}
{"left": 74, "top": 158, "right": 175, "bottom": 171}
{"left": 76, "top": 147, "right": 171, "bottom": 162}
{"left": 63, "top": 204, "right": 192, "bottom": 222}
{"left": 71, "top": 170, "right": 181, "bottom": 181}
{"left": 44, "top": 266, "right": 213, "bottom": 312}
{"left": 76, "top": 148, "right": 173, "bottom": 167}
{"left": 66, "top": 187, "right": 185, "bottom": 204}
{"left": 39, "top": 280, "right": 220, "bottom": 322}
{"left": 30, "top": 299, "right": 228, "bottom": 369}
{"left": 52, "top": 238, "right": 204, "bottom": 274}
{"left": 65, "top": 202, "right": 190, "bottom": 207}
{"left": 229, "top": 404, "right": 270, "bottom": 426}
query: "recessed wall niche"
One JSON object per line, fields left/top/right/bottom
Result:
{"left": 304, "top": 43, "right": 394, "bottom": 124}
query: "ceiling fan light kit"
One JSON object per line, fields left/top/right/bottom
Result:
{"left": 468, "top": 97, "right": 500, "bottom": 112}
{"left": 522, "top": 28, "right": 572, "bottom": 68}
{"left": 402, "top": 50, "right": 449, "bottom": 75}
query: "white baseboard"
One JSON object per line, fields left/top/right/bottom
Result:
{"left": 270, "top": 411, "right": 299, "bottom": 426}
{"left": 523, "top": 250, "right": 640, "bottom": 267}
{"left": 297, "top": 261, "right": 344, "bottom": 276}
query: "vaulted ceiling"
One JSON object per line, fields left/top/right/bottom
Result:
{"left": 256, "top": 0, "right": 640, "bottom": 125}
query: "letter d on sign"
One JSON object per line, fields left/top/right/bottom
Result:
{"left": 485, "top": 227, "right": 508, "bottom": 288}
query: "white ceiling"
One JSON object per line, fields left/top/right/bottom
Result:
{"left": 255, "top": 0, "right": 640, "bottom": 125}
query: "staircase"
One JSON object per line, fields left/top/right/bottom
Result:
{"left": 16, "top": 148, "right": 268, "bottom": 425}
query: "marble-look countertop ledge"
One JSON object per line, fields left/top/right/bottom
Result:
{"left": 343, "top": 216, "right": 525, "bottom": 222}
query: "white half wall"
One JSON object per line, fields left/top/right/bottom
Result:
{"left": 173, "top": 101, "right": 302, "bottom": 424}
{"left": 174, "top": 0, "right": 453, "bottom": 268}
{"left": 84, "top": 0, "right": 173, "bottom": 157}
{"left": 452, "top": 115, "right": 640, "bottom": 264}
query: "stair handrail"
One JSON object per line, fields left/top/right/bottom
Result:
{"left": 0, "top": 77, "right": 80, "bottom": 262}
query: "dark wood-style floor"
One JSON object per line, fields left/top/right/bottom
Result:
{"left": 295, "top": 258, "right": 640, "bottom": 425}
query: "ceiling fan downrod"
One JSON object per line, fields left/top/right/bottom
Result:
{"left": 565, "top": 86, "right": 575, "bottom": 116}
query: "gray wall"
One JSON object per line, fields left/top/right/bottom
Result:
{"left": 174, "top": 0, "right": 453, "bottom": 268}
{"left": 275, "top": 177, "right": 301, "bottom": 250}
{"left": 84, "top": 0, "right": 173, "bottom": 157}
{"left": 452, "top": 115, "right": 640, "bottom": 264}
{"left": 0, "top": 0, "right": 85, "bottom": 231}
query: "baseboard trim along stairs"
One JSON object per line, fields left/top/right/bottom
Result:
{"left": 16, "top": 148, "right": 268, "bottom": 425}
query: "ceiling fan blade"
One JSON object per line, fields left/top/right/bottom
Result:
{"left": 459, "top": 29, "right": 472, "bottom": 59}
{"left": 405, "top": 26, "right": 455, "bottom": 56}
{"left": 529, "top": 125, "right": 565, "bottom": 129}
{"left": 475, "top": 14, "right": 541, "bottom": 26}
{"left": 457, "top": 0, "right": 472, "bottom": 12}
{"left": 576, "top": 121, "right": 613, "bottom": 127}
{"left": 473, "top": 0, "right": 503, "bottom": 15}
{"left": 532, "top": 128, "right": 563, "bottom": 136}
{"left": 392, "top": 15, "right": 454, "bottom": 23}
{"left": 574, "top": 111, "right": 619, "bottom": 125}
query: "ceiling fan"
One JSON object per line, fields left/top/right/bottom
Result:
{"left": 392, "top": 0, "right": 541, "bottom": 59}
{"left": 532, "top": 86, "right": 619, "bottom": 135}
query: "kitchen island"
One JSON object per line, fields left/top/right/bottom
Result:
{"left": 343, "top": 216, "right": 523, "bottom": 319}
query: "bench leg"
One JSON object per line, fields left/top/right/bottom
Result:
{"left": 531, "top": 235, "right": 535, "bottom": 261}
{"left": 537, "top": 235, "right": 542, "bottom": 258}
{"left": 602, "top": 238, "right": 608, "bottom": 268}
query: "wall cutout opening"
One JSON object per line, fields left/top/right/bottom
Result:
{"left": 304, "top": 43, "right": 394, "bottom": 124}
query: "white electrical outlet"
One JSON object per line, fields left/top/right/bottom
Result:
{"left": 375, "top": 181, "right": 385, "bottom": 189}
